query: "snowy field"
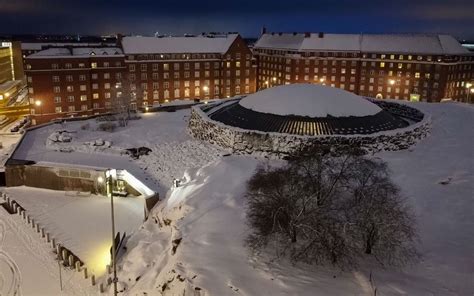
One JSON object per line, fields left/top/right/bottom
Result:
{"left": 2, "top": 187, "right": 144, "bottom": 276}
{"left": 12, "top": 111, "right": 223, "bottom": 196}
{"left": 115, "top": 102, "right": 473, "bottom": 295}
{"left": 1, "top": 102, "right": 473, "bottom": 295}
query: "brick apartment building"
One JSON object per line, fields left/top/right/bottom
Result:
{"left": 23, "top": 32, "right": 474, "bottom": 124}
{"left": 253, "top": 32, "right": 474, "bottom": 102}
{"left": 24, "top": 47, "right": 126, "bottom": 124}
{"left": 24, "top": 33, "right": 256, "bottom": 123}
{"left": 120, "top": 33, "right": 256, "bottom": 106}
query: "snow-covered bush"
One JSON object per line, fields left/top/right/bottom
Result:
{"left": 98, "top": 122, "right": 117, "bottom": 132}
{"left": 245, "top": 145, "right": 418, "bottom": 268}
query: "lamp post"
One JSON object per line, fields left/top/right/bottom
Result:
{"left": 466, "top": 83, "right": 473, "bottom": 103}
{"left": 35, "top": 100, "right": 42, "bottom": 117}
{"left": 105, "top": 170, "right": 118, "bottom": 296}
{"left": 202, "top": 85, "right": 209, "bottom": 98}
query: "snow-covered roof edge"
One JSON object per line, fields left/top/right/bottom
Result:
{"left": 255, "top": 33, "right": 470, "bottom": 55}
{"left": 121, "top": 34, "right": 239, "bottom": 54}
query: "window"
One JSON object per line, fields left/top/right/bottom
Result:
{"left": 163, "top": 63, "right": 169, "bottom": 71}
{"left": 80, "top": 95, "right": 87, "bottom": 101}
{"left": 153, "top": 64, "right": 159, "bottom": 71}
{"left": 52, "top": 63, "right": 59, "bottom": 69}
{"left": 92, "top": 73, "right": 98, "bottom": 80}
{"left": 80, "top": 85, "right": 87, "bottom": 91}
{"left": 54, "top": 96, "right": 61, "bottom": 103}
{"left": 194, "top": 71, "right": 200, "bottom": 78}
{"left": 67, "top": 95, "right": 74, "bottom": 102}
{"left": 103, "top": 62, "right": 109, "bottom": 67}
{"left": 195, "top": 87, "right": 200, "bottom": 96}
{"left": 129, "top": 64, "right": 135, "bottom": 72}
{"left": 93, "top": 103, "right": 100, "bottom": 109}
{"left": 163, "top": 72, "right": 169, "bottom": 79}
{"left": 55, "top": 106, "right": 62, "bottom": 113}
{"left": 415, "top": 72, "right": 420, "bottom": 78}
{"left": 68, "top": 106, "right": 75, "bottom": 112}
{"left": 79, "top": 75, "right": 86, "bottom": 81}
{"left": 141, "top": 73, "right": 147, "bottom": 80}
{"left": 174, "top": 63, "right": 180, "bottom": 70}
{"left": 174, "top": 89, "right": 180, "bottom": 98}
{"left": 195, "top": 63, "right": 200, "bottom": 70}
{"left": 66, "top": 85, "right": 74, "bottom": 92}
{"left": 164, "top": 82, "right": 169, "bottom": 89}
{"left": 66, "top": 75, "right": 73, "bottom": 82}
{"left": 81, "top": 105, "right": 88, "bottom": 111}
{"left": 93, "top": 93, "right": 99, "bottom": 99}
{"left": 141, "top": 64, "right": 147, "bottom": 71}
{"left": 91, "top": 62, "right": 97, "bottom": 69}
{"left": 103, "top": 73, "right": 110, "bottom": 79}
{"left": 105, "top": 92, "right": 111, "bottom": 99}
{"left": 52, "top": 76, "right": 60, "bottom": 82}
{"left": 153, "top": 82, "right": 159, "bottom": 90}
{"left": 152, "top": 72, "right": 159, "bottom": 80}
{"left": 53, "top": 86, "right": 60, "bottom": 93}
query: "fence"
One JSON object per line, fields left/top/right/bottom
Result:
{"left": 0, "top": 192, "right": 120, "bottom": 293}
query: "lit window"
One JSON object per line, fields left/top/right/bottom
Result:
{"left": 91, "top": 62, "right": 97, "bottom": 68}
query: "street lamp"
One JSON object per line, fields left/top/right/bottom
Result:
{"left": 388, "top": 79, "right": 396, "bottom": 85}
{"left": 466, "top": 83, "right": 473, "bottom": 103}
{"left": 35, "top": 100, "right": 43, "bottom": 118}
{"left": 105, "top": 169, "right": 118, "bottom": 296}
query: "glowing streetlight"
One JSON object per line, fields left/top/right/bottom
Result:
{"left": 319, "top": 78, "right": 325, "bottom": 83}
{"left": 145, "top": 106, "right": 149, "bottom": 112}
{"left": 272, "top": 77, "right": 277, "bottom": 82}
{"left": 466, "top": 82, "right": 474, "bottom": 103}
{"left": 35, "top": 100, "right": 43, "bottom": 117}
{"left": 97, "top": 176, "right": 104, "bottom": 183}
{"left": 5, "top": 92, "right": 10, "bottom": 98}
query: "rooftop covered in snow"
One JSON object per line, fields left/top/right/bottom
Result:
{"left": 255, "top": 33, "right": 470, "bottom": 55}
{"left": 239, "top": 83, "right": 381, "bottom": 117}
{"left": 26, "top": 47, "right": 124, "bottom": 58}
{"left": 121, "top": 34, "right": 239, "bottom": 54}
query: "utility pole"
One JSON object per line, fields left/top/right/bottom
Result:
{"left": 107, "top": 170, "right": 118, "bottom": 296}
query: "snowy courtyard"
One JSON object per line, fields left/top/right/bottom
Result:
{"left": 0, "top": 101, "right": 473, "bottom": 295}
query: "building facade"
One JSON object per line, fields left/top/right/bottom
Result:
{"left": 254, "top": 32, "right": 474, "bottom": 102}
{"left": 24, "top": 47, "right": 126, "bottom": 124}
{"left": 0, "top": 41, "right": 24, "bottom": 103}
{"left": 121, "top": 33, "right": 257, "bottom": 106}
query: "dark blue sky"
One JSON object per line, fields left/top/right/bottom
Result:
{"left": 1, "top": 0, "right": 473, "bottom": 39}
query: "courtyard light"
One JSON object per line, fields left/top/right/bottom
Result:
{"left": 272, "top": 77, "right": 277, "bottom": 82}
{"left": 145, "top": 106, "right": 149, "bottom": 112}
{"left": 35, "top": 100, "right": 42, "bottom": 106}
{"left": 97, "top": 176, "right": 104, "bottom": 183}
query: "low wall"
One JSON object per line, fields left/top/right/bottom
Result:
{"left": 188, "top": 103, "right": 431, "bottom": 157}
{"left": 6, "top": 164, "right": 106, "bottom": 194}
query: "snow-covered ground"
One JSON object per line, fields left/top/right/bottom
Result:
{"left": 0, "top": 201, "right": 94, "bottom": 295}
{"left": 116, "top": 102, "right": 473, "bottom": 295}
{"left": 3, "top": 187, "right": 144, "bottom": 277}
{"left": 12, "top": 111, "right": 222, "bottom": 196}
{"left": 2, "top": 102, "right": 473, "bottom": 295}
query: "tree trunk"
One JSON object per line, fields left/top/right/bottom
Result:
{"left": 291, "top": 226, "right": 297, "bottom": 243}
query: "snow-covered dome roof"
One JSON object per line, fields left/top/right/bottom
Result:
{"left": 239, "top": 84, "right": 381, "bottom": 117}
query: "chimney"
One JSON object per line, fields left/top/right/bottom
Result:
{"left": 304, "top": 32, "right": 311, "bottom": 38}
{"left": 261, "top": 26, "right": 267, "bottom": 35}
{"left": 278, "top": 32, "right": 282, "bottom": 36}
{"left": 318, "top": 32, "right": 324, "bottom": 38}
{"left": 293, "top": 32, "right": 297, "bottom": 36}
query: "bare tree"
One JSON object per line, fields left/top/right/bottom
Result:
{"left": 110, "top": 77, "right": 142, "bottom": 127}
{"left": 245, "top": 145, "right": 419, "bottom": 268}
